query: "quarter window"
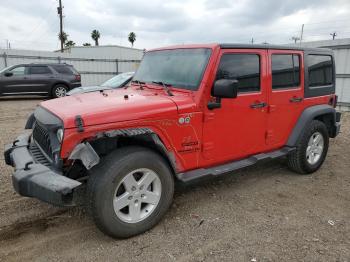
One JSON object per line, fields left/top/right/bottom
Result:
{"left": 272, "top": 54, "right": 300, "bottom": 89}
{"left": 51, "top": 65, "right": 74, "bottom": 74}
{"left": 29, "top": 66, "right": 52, "bottom": 75}
{"left": 308, "top": 55, "right": 333, "bottom": 87}
{"left": 216, "top": 54, "right": 260, "bottom": 93}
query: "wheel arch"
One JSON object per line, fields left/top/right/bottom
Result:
{"left": 287, "top": 105, "right": 336, "bottom": 147}
{"left": 51, "top": 81, "right": 69, "bottom": 91}
{"left": 87, "top": 128, "right": 178, "bottom": 177}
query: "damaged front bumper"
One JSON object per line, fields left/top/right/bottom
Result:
{"left": 4, "top": 134, "right": 82, "bottom": 206}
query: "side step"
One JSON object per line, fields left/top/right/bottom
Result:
{"left": 176, "top": 147, "right": 295, "bottom": 183}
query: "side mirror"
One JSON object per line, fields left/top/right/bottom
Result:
{"left": 208, "top": 79, "right": 238, "bottom": 110}
{"left": 212, "top": 79, "right": 238, "bottom": 98}
{"left": 4, "top": 72, "right": 13, "bottom": 77}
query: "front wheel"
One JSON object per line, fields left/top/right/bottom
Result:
{"left": 287, "top": 120, "right": 329, "bottom": 174}
{"left": 87, "top": 146, "right": 174, "bottom": 238}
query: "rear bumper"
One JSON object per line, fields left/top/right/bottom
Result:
{"left": 331, "top": 112, "right": 341, "bottom": 138}
{"left": 70, "top": 82, "right": 82, "bottom": 89}
{"left": 4, "top": 134, "right": 81, "bottom": 206}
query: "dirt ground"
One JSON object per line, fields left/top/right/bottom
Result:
{"left": 0, "top": 97, "right": 349, "bottom": 262}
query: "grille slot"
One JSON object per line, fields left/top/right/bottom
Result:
{"left": 32, "top": 122, "right": 52, "bottom": 158}
{"left": 29, "top": 143, "right": 51, "bottom": 166}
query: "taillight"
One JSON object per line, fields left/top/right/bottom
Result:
{"left": 75, "top": 74, "right": 81, "bottom": 81}
{"left": 329, "top": 95, "right": 338, "bottom": 108}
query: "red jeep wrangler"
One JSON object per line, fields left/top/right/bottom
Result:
{"left": 4, "top": 44, "right": 341, "bottom": 238}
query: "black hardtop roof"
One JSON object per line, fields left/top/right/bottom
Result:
{"left": 219, "top": 43, "right": 332, "bottom": 53}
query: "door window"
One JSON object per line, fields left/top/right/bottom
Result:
{"left": 29, "top": 66, "right": 52, "bottom": 75}
{"left": 272, "top": 54, "right": 300, "bottom": 89}
{"left": 9, "top": 66, "right": 26, "bottom": 76}
{"left": 216, "top": 54, "right": 260, "bottom": 93}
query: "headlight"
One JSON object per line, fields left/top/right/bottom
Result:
{"left": 57, "top": 128, "right": 64, "bottom": 143}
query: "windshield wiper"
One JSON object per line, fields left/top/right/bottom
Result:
{"left": 131, "top": 80, "right": 145, "bottom": 90}
{"left": 152, "top": 81, "right": 174, "bottom": 96}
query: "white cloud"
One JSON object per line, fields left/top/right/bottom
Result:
{"left": 0, "top": 0, "right": 349, "bottom": 50}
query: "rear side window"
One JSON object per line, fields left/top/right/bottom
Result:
{"left": 272, "top": 54, "right": 300, "bottom": 89}
{"left": 216, "top": 54, "right": 260, "bottom": 93}
{"left": 29, "top": 66, "right": 51, "bottom": 74}
{"left": 308, "top": 55, "right": 333, "bottom": 87}
{"left": 51, "top": 65, "right": 74, "bottom": 74}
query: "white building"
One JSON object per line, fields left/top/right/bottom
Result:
{"left": 295, "top": 38, "right": 350, "bottom": 110}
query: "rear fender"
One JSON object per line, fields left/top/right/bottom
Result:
{"left": 287, "top": 105, "right": 337, "bottom": 146}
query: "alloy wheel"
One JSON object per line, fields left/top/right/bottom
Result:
{"left": 113, "top": 168, "right": 162, "bottom": 223}
{"left": 306, "top": 131, "right": 324, "bottom": 165}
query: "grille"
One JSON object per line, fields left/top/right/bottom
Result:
{"left": 32, "top": 122, "right": 52, "bottom": 158}
{"left": 29, "top": 143, "right": 51, "bottom": 166}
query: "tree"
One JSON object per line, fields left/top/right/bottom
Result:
{"left": 65, "top": 40, "right": 75, "bottom": 48}
{"left": 58, "top": 31, "right": 68, "bottom": 44}
{"left": 83, "top": 43, "right": 91, "bottom": 46}
{"left": 128, "top": 32, "right": 136, "bottom": 47}
{"left": 91, "top": 30, "right": 101, "bottom": 46}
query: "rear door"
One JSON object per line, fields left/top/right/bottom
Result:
{"left": 201, "top": 49, "right": 269, "bottom": 166}
{"left": 266, "top": 50, "right": 304, "bottom": 147}
{"left": 27, "top": 65, "right": 54, "bottom": 93}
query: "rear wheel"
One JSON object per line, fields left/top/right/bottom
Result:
{"left": 52, "top": 84, "right": 68, "bottom": 98}
{"left": 87, "top": 146, "right": 174, "bottom": 238}
{"left": 287, "top": 120, "right": 329, "bottom": 174}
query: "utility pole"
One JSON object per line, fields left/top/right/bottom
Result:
{"left": 58, "top": 0, "right": 64, "bottom": 52}
{"left": 251, "top": 38, "right": 254, "bottom": 44}
{"left": 300, "top": 24, "right": 304, "bottom": 45}
{"left": 330, "top": 32, "right": 337, "bottom": 40}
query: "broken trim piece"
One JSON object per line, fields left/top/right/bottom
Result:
{"left": 96, "top": 127, "right": 154, "bottom": 138}
{"left": 68, "top": 142, "right": 100, "bottom": 169}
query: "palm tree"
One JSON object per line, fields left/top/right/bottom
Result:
{"left": 83, "top": 43, "right": 91, "bottom": 46}
{"left": 128, "top": 32, "right": 136, "bottom": 47}
{"left": 65, "top": 40, "right": 75, "bottom": 48}
{"left": 58, "top": 32, "right": 68, "bottom": 44}
{"left": 91, "top": 30, "right": 101, "bottom": 46}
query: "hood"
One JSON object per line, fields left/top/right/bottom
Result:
{"left": 40, "top": 88, "right": 181, "bottom": 128}
{"left": 67, "top": 85, "right": 112, "bottom": 95}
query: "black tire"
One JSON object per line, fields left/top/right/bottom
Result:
{"left": 87, "top": 146, "right": 174, "bottom": 238}
{"left": 52, "top": 84, "right": 68, "bottom": 98}
{"left": 287, "top": 120, "right": 329, "bottom": 174}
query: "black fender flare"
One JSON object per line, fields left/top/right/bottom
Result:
{"left": 95, "top": 127, "right": 178, "bottom": 173}
{"left": 25, "top": 112, "right": 36, "bottom": 129}
{"left": 286, "top": 105, "right": 336, "bottom": 147}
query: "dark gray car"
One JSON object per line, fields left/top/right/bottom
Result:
{"left": 0, "top": 63, "right": 81, "bottom": 98}
{"left": 67, "top": 72, "right": 134, "bottom": 96}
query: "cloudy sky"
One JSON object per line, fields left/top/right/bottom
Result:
{"left": 0, "top": 0, "right": 349, "bottom": 51}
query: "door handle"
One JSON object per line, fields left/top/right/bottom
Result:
{"left": 250, "top": 102, "right": 267, "bottom": 109}
{"left": 290, "top": 97, "right": 303, "bottom": 103}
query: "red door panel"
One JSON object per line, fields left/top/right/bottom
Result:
{"left": 201, "top": 49, "right": 269, "bottom": 167}
{"left": 266, "top": 50, "right": 305, "bottom": 148}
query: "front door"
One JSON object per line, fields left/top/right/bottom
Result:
{"left": 0, "top": 65, "right": 30, "bottom": 94}
{"left": 201, "top": 49, "right": 269, "bottom": 166}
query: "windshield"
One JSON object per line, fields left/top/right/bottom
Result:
{"left": 101, "top": 72, "right": 133, "bottom": 88}
{"left": 0, "top": 66, "right": 12, "bottom": 74}
{"left": 133, "top": 48, "right": 211, "bottom": 91}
